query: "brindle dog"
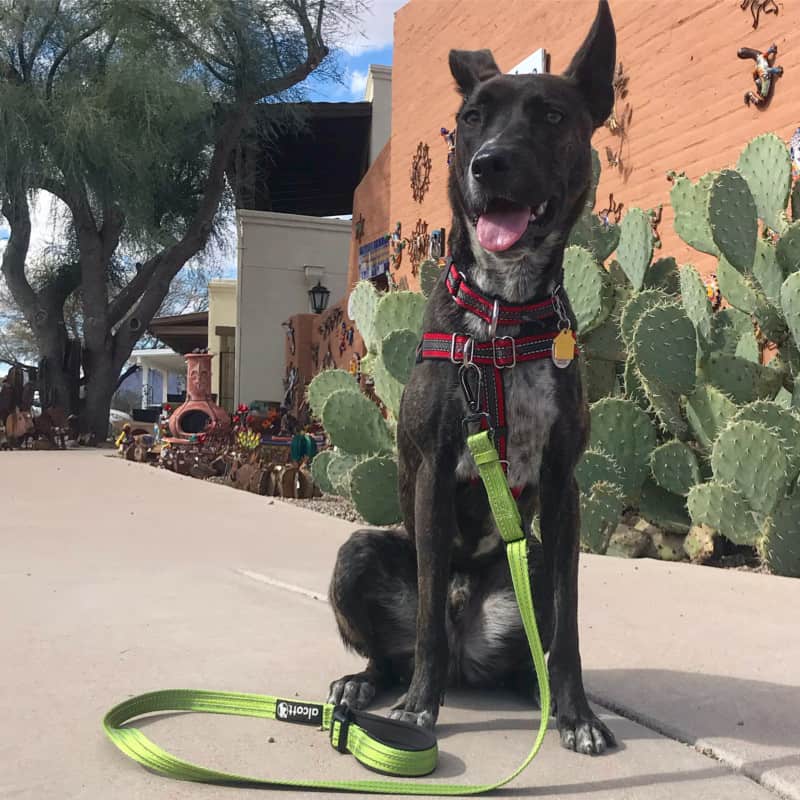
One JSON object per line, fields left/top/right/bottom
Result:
{"left": 328, "top": 1, "right": 617, "bottom": 755}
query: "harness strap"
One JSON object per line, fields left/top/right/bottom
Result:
{"left": 102, "top": 433, "right": 550, "bottom": 795}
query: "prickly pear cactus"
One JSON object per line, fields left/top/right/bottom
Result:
{"left": 711, "top": 420, "right": 789, "bottom": 515}
{"left": 348, "top": 280, "right": 380, "bottom": 352}
{"left": 372, "top": 291, "right": 426, "bottom": 344}
{"left": 563, "top": 246, "right": 613, "bottom": 334}
{"left": 732, "top": 401, "right": 800, "bottom": 479}
{"left": 308, "top": 369, "right": 360, "bottom": 420}
{"left": 650, "top": 441, "right": 700, "bottom": 496}
{"left": 580, "top": 481, "right": 624, "bottom": 555}
{"left": 321, "top": 389, "right": 393, "bottom": 455}
{"left": 685, "top": 383, "right": 737, "bottom": 451}
{"left": 326, "top": 451, "right": 360, "bottom": 498}
{"left": 708, "top": 170, "right": 757, "bottom": 273}
{"left": 575, "top": 448, "right": 624, "bottom": 493}
{"left": 753, "top": 239, "right": 783, "bottom": 307}
{"left": 716, "top": 257, "right": 756, "bottom": 313}
{"left": 589, "top": 398, "right": 657, "bottom": 499}
{"left": 670, "top": 172, "right": 719, "bottom": 256}
{"left": 781, "top": 271, "right": 800, "bottom": 348}
{"left": 758, "top": 494, "right": 800, "bottom": 577}
{"left": 777, "top": 222, "right": 800, "bottom": 274}
{"left": 736, "top": 133, "right": 792, "bottom": 233}
{"left": 680, "top": 264, "right": 712, "bottom": 342}
{"left": 687, "top": 482, "right": 759, "bottom": 546}
{"left": 619, "top": 289, "right": 671, "bottom": 349}
{"left": 616, "top": 208, "right": 654, "bottom": 291}
{"left": 381, "top": 329, "right": 419, "bottom": 384}
{"left": 644, "top": 257, "right": 681, "bottom": 294}
{"left": 350, "top": 455, "right": 402, "bottom": 525}
{"left": 638, "top": 480, "right": 691, "bottom": 534}
{"left": 310, "top": 449, "right": 336, "bottom": 495}
{"left": 701, "top": 353, "right": 782, "bottom": 405}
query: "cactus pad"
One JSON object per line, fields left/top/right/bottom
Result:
{"left": 644, "top": 256, "right": 681, "bottom": 294}
{"left": 582, "top": 357, "right": 617, "bottom": 402}
{"left": 580, "top": 480, "right": 624, "bottom": 555}
{"left": 624, "top": 356, "right": 648, "bottom": 407}
{"left": 638, "top": 480, "right": 691, "bottom": 534}
{"left": 619, "top": 289, "right": 671, "bottom": 348}
{"left": 348, "top": 281, "right": 380, "bottom": 352}
{"left": 670, "top": 172, "right": 719, "bottom": 256}
{"left": 371, "top": 355, "right": 404, "bottom": 419}
{"left": 372, "top": 291, "right": 427, "bottom": 344}
{"left": 567, "top": 210, "right": 620, "bottom": 262}
{"left": 381, "top": 329, "right": 419, "bottom": 384}
{"left": 716, "top": 257, "right": 756, "bottom": 313}
{"left": 680, "top": 264, "right": 712, "bottom": 341}
{"left": 735, "top": 330, "right": 760, "bottom": 363}
{"left": 307, "top": 369, "right": 359, "bottom": 420}
{"left": 589, "top": 397, "right": 657, "bottom": 497}
{"left": 616, "top": 208, "right": 654, "bottom": 291}
{"left": 732, "top": 400, "right": 800, "bottom": 480}
{"left": 758, "top": 494, "right": 800, "bottom": 577}
{"left": 708, "top": 170, "right": 757, "bottom": 273}
{"left": 711, "top": 420, "right": 789, "bottom": 514}
{"left": 326, "top": 451, "right": 360, "bottom": 498}
{"left": 736, "top": 133, "right": 792, "bottom": 233}
{"left": 631, "top": 303, "right": 697, "bottom": 395}
{"left": 683, "top": 524, "right": 718, "bottom": 563}
{"left": 350, "top": 455, "right": 402, "bottom": 525}
{"left": 753, "top": 239, "right": 783, "bottom": 306}
{"left": 687, "top": 481, "right": 759, "bottom": 546}
{"left": 707, "top": 307, "right": 752, "bottom": 356}
{"left": 781, "top": 271, "right": 800, "bottom": 347}
{"left": 321, "top": 388, "right": 393, "bottom": 455}
{"left": 685, "top": 383, "right": 738, "bottom": 450}
{"left": 702, "top": 353, "right": 782, "bottom": 404}
{"left": 310, "top": 450, "right": 336, "bottom": 495}
{"left": 575, "top": 448, "right": 624, "bottom": 493}
{"left": 777, "top": 221, "right": 800, "bottom": 275}
{"left": 582, "top": 317, "right": 626, "bottom": 362}
{"left": 650, "top": 441, "right": 700, "bottom": 496}
{"left": 563, "top": 246, "right": 613, "bottom": 333}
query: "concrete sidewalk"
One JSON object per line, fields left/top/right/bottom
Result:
{"left": 1, "top": 450, "right": 798, "bottom": 799}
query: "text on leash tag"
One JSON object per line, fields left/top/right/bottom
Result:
{"left": 275, "top": 699, "right": 323, "bottom": 725}
{"left": 552, "top": 329, "right": 576, "bottom": 369}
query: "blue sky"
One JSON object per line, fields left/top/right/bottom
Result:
{"left": 304, "top": 44, "right": 394, "bottom": 102}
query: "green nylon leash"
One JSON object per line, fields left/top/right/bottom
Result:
{"left": 102, "top": 431, "right": 551, "bottom": 794}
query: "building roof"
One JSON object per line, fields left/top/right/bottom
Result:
{"left": 229, "top": 102, "right": 372, "bottom": 217}
{"left": 147, "top": 311, "right": 208, "bottom": 354}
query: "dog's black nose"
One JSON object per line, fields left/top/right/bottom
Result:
{"left": 471, "top": 148, "right": 511, "bottom": 181}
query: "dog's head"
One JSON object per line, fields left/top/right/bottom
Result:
{"left": 448, "top": 1, "right": 615, "bottom": 293}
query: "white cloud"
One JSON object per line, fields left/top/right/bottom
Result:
{"left": 349, "top": 68, "right": 368, "bottom": 97}
{"left": 339, "top": 0, "right": 406, "bottom": 55}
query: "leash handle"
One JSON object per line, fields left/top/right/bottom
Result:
{"left": 102, "top": 432, "right": 550, "bottom": 795}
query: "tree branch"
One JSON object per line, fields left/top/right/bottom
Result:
{"left": 24, "top": 0, "right": 62, "bottom": 81}
{"left": 1, "top": 190, "right": 37, "bottom": 317}
{"left": 45, "top": 17, "right": 107, "bottom": 99}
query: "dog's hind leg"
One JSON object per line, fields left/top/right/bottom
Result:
{"left": 327, "top": 528, "right": 418, "bottom": 709}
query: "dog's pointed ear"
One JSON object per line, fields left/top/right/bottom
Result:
{"left": 563, "top": 0, "right": 616, "bottom": 127}
{"left": 449, "top": 49, "right": 501, "bottom": 97}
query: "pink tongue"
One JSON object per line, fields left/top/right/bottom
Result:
{"left": 476, "top": 206, "right": 531, "bottom": 252}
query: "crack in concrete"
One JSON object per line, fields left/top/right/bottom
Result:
{"left": 234, "top": 567, "right": 329, "bottom": 603}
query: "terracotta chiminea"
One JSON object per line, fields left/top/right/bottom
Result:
{"left": 168, "top": 352, "right": 231, "bottom": 438}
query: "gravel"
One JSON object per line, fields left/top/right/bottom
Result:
{"left": 278, "top": 494, "right": 366, "bottom": 524}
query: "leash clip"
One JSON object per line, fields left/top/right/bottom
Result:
{"left": 459, "top": 361, "right": 482, "bottom": 412}
{"left": 462, "top": 410, "right": 491, "bottom": 438}
{"left": 330, "top": 704, "right": 352, "bottom": 754}
{"left": 552, "top": 286, "right": 571, "bottom": 332}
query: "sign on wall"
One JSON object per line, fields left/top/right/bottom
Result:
{"left": 358, "top": 234, "right": 390, "bottom": 280}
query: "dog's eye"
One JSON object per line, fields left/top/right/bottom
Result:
{"left": 462, "top": 109, "right": 482, "bottom": 126}
{"left": 545, "top": 110, "right": 563, "bottom": 124}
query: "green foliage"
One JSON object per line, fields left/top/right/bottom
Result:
{"left": 679, "top": 264, "right": 712, "bottom": 341}
{"left": 736, "top": 133, "right": 792, "bottom": 233}
{"left": 348, "top": 281, "right": 380, "bottom": 352}
{"left": 701, "top": 353, "right": 782, "bottom": 404}
{"left": 644, "top": 257, "right": 681, "bottom": 294}
{"left": 326, "top": 452, "right": 360, "bottom": 498}
{"left": 776, "top": 222, "right": 800, "bottom": 274}
{"left": 580, "top": 481, "right": 625, "bottom": 555}
{"left": 619, "top": 289, "right": 670, "bottom": 348}
{"left": 687, "top": 482, "right": 759, "bottom": 546}
{"left": 310, "top": 450, "right": 336, "bottom": 495}
{"left": 639, "top": 480, "right": 691, "bottom": 534}
{"left": 321, "top": 389, "right": 393, "bottom": 456}
{"left": 759, "top": 494, "right": 800, "bottom": 577}
{"left": 562, "top": 246, "right": 612, "bottom": 334}
{"left": 650, "top": 441, "right": 700, "bottom": 496}
{"left": 685, "top": 383, "right": 737, "bottom": 451}
{"left": 372, "top": 291, "right": 426, "bottom": 344}
{"left": 670, "top": 172, "right": 719, "bottom": 255}
{"left": 616, "top": 208, "right": 654, "bottom": 291}
{"left": 350, "top": 456, "right": 402, "bottom": 525}
{"left": 307, "top": 369, "right": 359, "bottom": 420}
{"left": 382, "top": 329, "right": 419, "bottom": 384}
{"left": 708, "top": 170, "right": 758, "bottom": 272}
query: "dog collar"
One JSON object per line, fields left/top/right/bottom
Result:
{"left": 445, "top": 261, "right": 562, "bottom": 333}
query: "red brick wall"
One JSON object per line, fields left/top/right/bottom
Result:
{"left": 389, "top": 0, "right": 800, "bottom": 281}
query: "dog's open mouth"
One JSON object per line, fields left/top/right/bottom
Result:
{"left": 475, "top": 198, "right": 554, "bottom": 252}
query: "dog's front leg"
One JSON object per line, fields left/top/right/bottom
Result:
{"left": 540, "top": 465, "right": 616, "bottom": 755}
{"left": 389, "top": 460, "right": 454, "bottom": 729}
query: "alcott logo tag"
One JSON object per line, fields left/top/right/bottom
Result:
{"left": 275, "top": 699, "right": 323, "bottom": 724}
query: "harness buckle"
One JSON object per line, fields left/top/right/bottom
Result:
{"left": 492, "top": 336, "right": 516, "bottom": 369}
{"left": 461, "top": 410, "right": 491, "bottom": 438}
{"left": 450, "top": 333, "right": 474, "bottom": 365}
{"left": 330, "top": 704, "right": 352, "bottom": 754}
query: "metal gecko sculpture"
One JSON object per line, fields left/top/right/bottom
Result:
{"left": 738, "top": 44, "right": 783, "bottom": 106}
{"left": 740, "top": 0, "right": 779, "bottom": 30}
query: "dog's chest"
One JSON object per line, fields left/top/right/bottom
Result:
{"left": 455, "top": 359, "right": 558, "bottom": 489}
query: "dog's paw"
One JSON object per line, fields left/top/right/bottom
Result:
{"left": 557, "top": 710, "right": 616, "bottom": 755}
{"left": 327, "top": 672, "right": 377, "bottom": 709}
{"left": 389, "top": 692, "right": 437, "bottom": 729}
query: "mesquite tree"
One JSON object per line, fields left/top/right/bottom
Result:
{"left": 0, "top": 0, "right": 351, "bottom": 438}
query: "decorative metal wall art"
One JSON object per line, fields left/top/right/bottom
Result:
{"left": 408, "top": 219, "right": 430, "bottom": 276}
{"left": 440, "top": 127, "right": 457, "bottom": 167}
{"left": 604, "top": 62, "right": 633, "bottom": 179}
{"left": 281, "top": 320, "right": 296, "bottom": 355}
{"left": 410, "top": 142, "right": 432, "bottom": 202}
{"left": 648, "top": 205, "right": 663, "bottom": 249}
{"left": 738, "top": 44, "right": 783, "bottom": 106}
{"left": 353, "top": 213, "right": 365, "bottom": 241}
{"left": 318, "top": 307, "right": 343, "bottom": 338}
{"left": 389, "top": 221, "right": 406, "bottom": 270}
{"left": 741, "top": 0, "right": 779, "bottom": 29}
{"left": 598, "top": 194, "right": 624, "bottom": 227}
{"left": 429, "top": 227, "right": 446, "bottom": 259}
{"left": 311, "top": 343, "right": 320, "bottom": 371}
{"left": 706, "top": 274, "right": 722, "bottom": 312}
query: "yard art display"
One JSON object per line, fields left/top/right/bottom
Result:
{"left": 738, "top": 44, "right": 783, "bottom": 106}
{"left": 358, "top": 234, "right": 391, "bottom": 280}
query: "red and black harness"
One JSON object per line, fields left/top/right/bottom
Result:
{"left": 418, "top": 262, "right": 577, "bottom": 483}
